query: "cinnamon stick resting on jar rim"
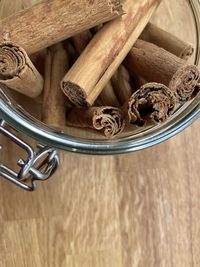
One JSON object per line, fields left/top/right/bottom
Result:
{"left": 66, "top": 106, "right": 125, "bottom": 138}
{"left": 141, "top": 22, "right": 194, "bottom": 60}
{"left": 0, "top": 0, "right": 123, "bottom": 55}
{"left": 0, "top": 42, "right": 43, "bottom": 98}
{"left": 61, "top": 0, "right": 161, "bottom": 107}
{"left": 125, "top": 39, "right": 200, "bottom": 103}
{"left": 128, "top": 82, "right": 176, "bottom": 126}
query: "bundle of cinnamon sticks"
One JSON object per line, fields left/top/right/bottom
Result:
{"left": 0, "top": 0, "right": 199, "bottom": 138}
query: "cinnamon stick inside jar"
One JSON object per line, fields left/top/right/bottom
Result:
{"left": 128, "top": 83, "right": 176, "bottom": 126}
{"left": 0, "top": 0, "right": 123, "bottom": 55}
{"left": 0, "top": 42, "right": 43, "bottom": 98}
{"left": 72, "top": 30, "right": 93, "bottom": 55}
{"left": 125, "top": 39, "right": 200, "bottom": 103}
{"left": 169, "top": 65, "right": 200, "bottom": 102}
{"left": 30, "top": 49, "right": 47, "bottom": 77}
{"left": 61, "top": 0, "right": 161, "bottom": 107}
{"left": 98, "top": 81, "right": 120, "bottom": 107}
{"left": 66, "top": 106, "right": 125, "bottom": 138}
{"left": 42, "top": 43, "right": 69, "bottom": 126}
{"left": 111, "top": 65, "right": 133, "bottom": 105}
{"left": 141, "top": 23, "right": 194, "bottom": 60}
{"left": 72, "top": 30, "right": 120, "bottom": 107}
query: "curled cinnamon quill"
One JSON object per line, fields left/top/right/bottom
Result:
{"left": 66, "top": 106, "right": 125, "bottom": 138}
{"left": 0, "top": 0, "right": 123, "bottom": 55}
{"left": 72, "top": 30, "right": 93, "bottom": 55}
{"left": 169, "top": 65, "right": 200, "bottom": 102}
{"left": 98, "top": 81, "right": 120, "bottom": 107}
{"left": 42, "top": 43, "right": 69, "bottom": 126}
{"left": 0, "top": 42, "right": 43, "bottom": 98}
{"left": 72, "top": 30, "right": 120, "bottom": 107}
{"left": 125, "top": 39, "right": 200, "bottom": 103}
{"left": 111, "top": 65, "right": 133, "bottom": 105}
{"left": 61, "top": 0, "right": 160, "bottom": 107}
{"left": 128, "top": 83, "right": 176, "bottom": 126}
{"left": 141, "top": 23, "right": 194, "bottom": 60}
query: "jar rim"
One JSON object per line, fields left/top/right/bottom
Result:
{"left": 0, "top": 0, "right": 200, "bottom": 155}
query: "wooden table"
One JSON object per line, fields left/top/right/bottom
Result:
{"left": 1, "top": 0, "right": 200, "bottom": 266}
{"left": 1, "top": 117, "right": 200, "bottom": 267}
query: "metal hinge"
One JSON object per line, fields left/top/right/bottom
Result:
{"left": 0, "top": 119, "right": 59, "bottom": 191}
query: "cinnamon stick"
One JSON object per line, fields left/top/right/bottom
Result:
{"left": 66, "top": 106, "right": 125, "bottom": 138}
{"left": 128, "top": 82, "right": 176, "bottom": 126}
{"left": 98, "top": 82, "right": 120, "bottom": 107}
{"left": 65, "top": 41, "right": 78, "bottom": 68}
{"left": 0, "top": 42, "right": 43, "bottom": 98}
{"left": 72, "top": 30, "right": 120, "bottom": 107}
{"left": 61, "top": 0, "right": 161, "bottom": 107}
{"left": 111, "top": 65, "right": 133, "bottom": 105}
{"left": 42, "top": 43, "right": 69, "bottom": 126}
{"left": 141, "top": 23, "right": 194, "bottom": 60}
{"left": 0, "top": 0, "right": 123, "bottom": 55}
{"left": 125, "top": 39, "right": 200, "bottom": 102}
{"left": 72, "top": 30, "right": 93, "bottom": 55}
{"left": 169, "top": 65, "right": 200, "bottom": 102}
{"left": 30, "top": 49, "right": 47, "bottom": 76}
{"left": 91, "top": 24, "right": 104, "bottom": 35}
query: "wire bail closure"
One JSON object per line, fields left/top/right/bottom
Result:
{"left": 0, "top": 119, "right": 59, "bottom": 191}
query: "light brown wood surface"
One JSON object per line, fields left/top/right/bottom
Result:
{"left": 1, "top": 0, "right": 200, "bottom": 266}
{"left": 1, "top": 117, "right": 200, "bottom": 267}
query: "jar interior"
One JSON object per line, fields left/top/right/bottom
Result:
{"left": 2, "top": 0, "right": 200, "bottom": 144}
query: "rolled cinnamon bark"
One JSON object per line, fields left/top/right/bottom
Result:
{"left": 0, "top": 42, "right": 43, "bottom": 98}
{"left": 66, "top": 106, "right": 125, "bottom": 138}
{"left": 141, "top": 23, "right": 194, "bottom": 60}
{"left": 169, "top": 65, "right": 200, "bottom": 102}
{"left": 128, "top": 83, "right": 176, "bottom": 126}
{"left": 0, "top": 0, "right": 123, "bottom": 55}
{"left": 61, "top": 0, "right": 161, "bottom": 107}
{"left": 72, "top": 29, "right": 120, "bottom": 107}
{"left": 72, "top": 30, "right": 93, "bottom": 55}
{"left": 98, "top": 82, "right": 120, "bottom": 107}
{"left": 65, "top": 41, "right": 78, "bottom": 68}
{"left": 42, "top": 43, "right": 69, "bottom": 126}
{"left": 30, "top": 49, "right": 47, "bottom": 76}
{"left": 111, "top": 65, "right": 133, "bottom": 105}
{"left": 125, "top": 39, "right": 200, "bottom": 103}
{"left": 91, "top": 24, "right": 104, "bottom": 34}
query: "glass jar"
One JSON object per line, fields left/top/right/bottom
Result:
{"left": 0, "top": 0, "right": 199, "bottom": 189}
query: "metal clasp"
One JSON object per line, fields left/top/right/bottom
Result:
{"left": 0, "top": 119, "right": 59, "bottom": 191}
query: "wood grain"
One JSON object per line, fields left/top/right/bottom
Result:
{"left": 1, "top": 0, "right": 200, "bottom": 267}
{"left": 1, "top": 119, "right": 200, "bottom": 267}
